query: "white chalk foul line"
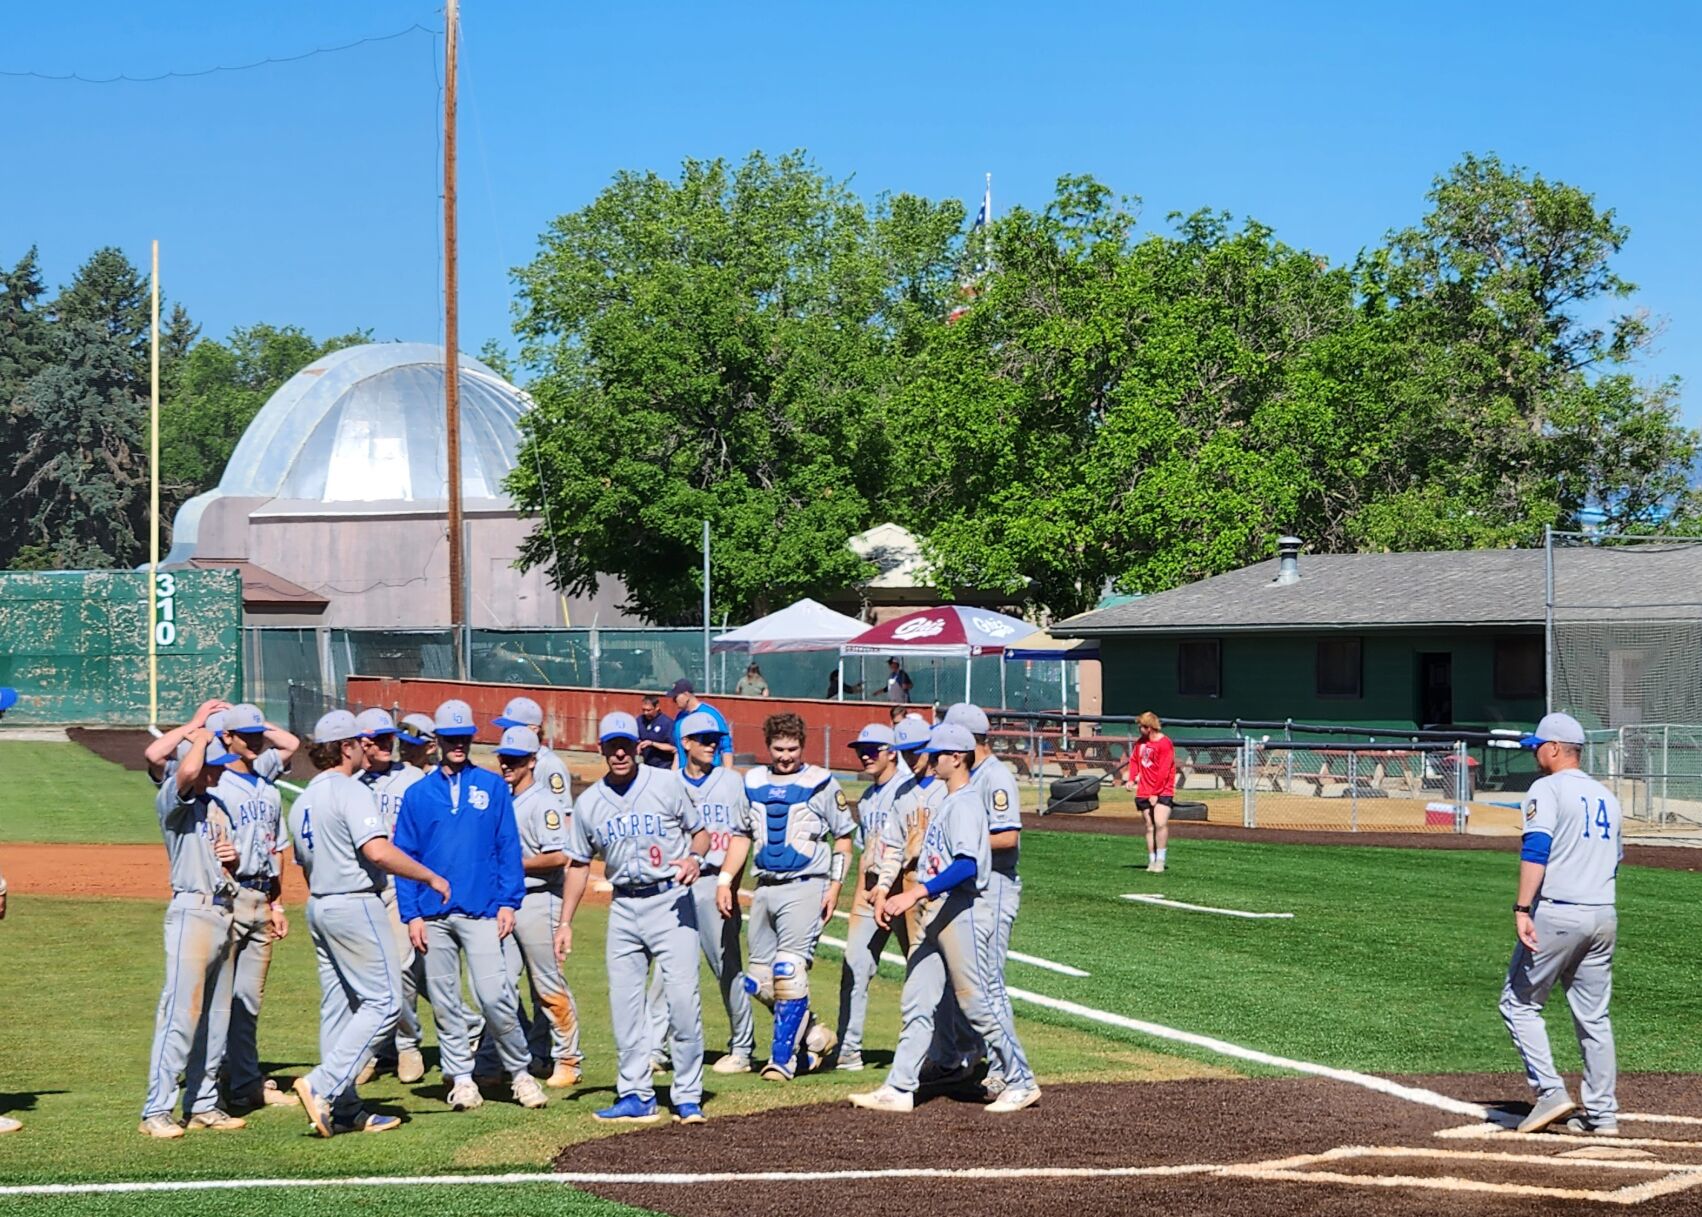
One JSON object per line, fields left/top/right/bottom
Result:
{"left": 1121, "top": 893, "right": 1294, "bottom": 920}
{"left": 0, "top": 1164, "right": 1225, "bottom": 1198}
{"left": 828, "top": 909, "right": 1089, "bottom": 976}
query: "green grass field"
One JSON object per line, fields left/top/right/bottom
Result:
{"left": 2, "top": 737, "right": 1700, "bottom": 1213}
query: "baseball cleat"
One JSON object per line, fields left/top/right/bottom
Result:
{"left": 1563, "top": 1115, "right": 1620, "bottom": 1136}
{"left": 986, "top": 1085, "right": 1042, "bottom": 1113}
{"left": 332, "top": 1112, "right": 402, "bottom": 1135}
{"left": 396, "top": 1049, "right": 427, "bottom": 1085}
{"left": 711, "top": 1054, "right": 754, "bottom": 1075}
{"left": 261, "top": 1079, "right": 300, "bottom": 1107}
{"left": 1149, "top": 862, "right": 1166, "bottom": 874}
{"left": 185, "top": 1108, "right": 247, "bottom": 1132}
{"left": 1518, "top": 1090, "right": 1577, "bottom": 1133}
{"left": 672, "top": 1103, "right": 707, "bottom": 1125}
{"left": 849, "top": 1085, "right": 914, "bottom": 1113}
{"left": 545, "top": 1060, "right": 582, "bottom": 1089}
{"left": 593, "top": 1094, "right": 665, "bottom": 1123}
{"left": 511, "top": 1073, "right": 549, "bottom": 1109}
{"left": 804, "top": 1017, "right": 838, "bottom": 1059}
{"left": 759, "top": 1061, "right": 795, "bottom": 1082}
{"left": 356, "top": 1058, "right": 378, "bottom": 1086}
{"left": 294, "top": 1077, "right": 333, "bottom": 1138}
{"left": 138, "top": 1114, "right": 186, "bottom": 1139}
{"left": 918, "top": 1059, "right": 977, "bottom": 1089}
{"left": 649, "top": 1055, "right": 672, "bottom": 1075}
{"left": 0, "top": 1115, "right": 20, "bottom": 1134}
{"left": 836, "top": 1051, "right": 866, "bottom": 1072}
{"left": 447, "top": 1079, "right": 484, "bottom": 1111}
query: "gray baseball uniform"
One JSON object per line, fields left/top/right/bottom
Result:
{"left": 972, "top": 755, "right": 1025, "bottom": 1073}
{"left": 836, "top": 769, "right": 906, "bottom": 1058}
{"left": 288, "top": 770, "right": 400, "bottom": 1126}
{"left": 212, "top": 755, "right": 284, "bottom": 1099}
{"left": 740, "top": 763, "right": 855, "bottom": 1074}
{"left": 141, "top": 779, "right": 237, "bottom": 1121}
{"left": 646, "top": 766, "right": 756, "bottom": 1061}
{"left": 567, "top": 766, "right": 705, "bottom": 1105}
{"left": 535, "top": 746, "right": 573, "bottom": 804}
{"left": 1499, "top": 768, "right": 1623, "bottom": 1122}
{"left": 885, "top": 784, "right": 1034, "bottom": 1095}
{"left": 358, "top": 761, "right": 427, "bottom": 1056}
{"left": 477, "top": 778, "right": 582, "bottom": 1073}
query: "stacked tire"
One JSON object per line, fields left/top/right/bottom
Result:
{"left": 1045, "top": 775, "right": 1103, "bottom": 814}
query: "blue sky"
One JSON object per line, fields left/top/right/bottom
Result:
{"left": 5, "top": 2, "right": 1699, "bottom": 419}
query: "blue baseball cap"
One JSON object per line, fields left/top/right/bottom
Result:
{"left": 495, "top": 725, "right": 541, "bottom": 757}
{"left": 894, "top": 715, "right": 932, "bottom": 752}
{"left": 925, "top": 722, "right": 977, "bottom": 754}
{"left": 1521, "top": 712, "right": 1586, "bottom": 749}
{"left": 493, "top": 696, "right": 544, "bottom": 729}
{"left": 433, "top": 699, "right": 478, "bottom": 737}
{"left": 311, "top": 710, "right": 362, "bottom": 745}
{"left": 354, "top": 708, "right": 398, "bottom": 738}
{"left": 851, "top": 723, "right": 896, "bottom": 750}
{"left": 943, "top": 702, "right": 990, "bottom": 735}
{"left": 399, "top": 713, "right": 435, "bottom": 745}
{"left": 677, "top": 709, "right": 725, "bottom": 740}
{"left": 223, "top": 703, "right": 267, "bottom": 734}
{"left": 599, "top": 711, "right": 640, "bottom": 743}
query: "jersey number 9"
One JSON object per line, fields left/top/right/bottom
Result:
{"left": 648, "top": 844, "right": 664, "bottom": 869}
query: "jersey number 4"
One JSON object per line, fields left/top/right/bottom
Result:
{"left": 299, "top": 808, "right": 315, "bottom": 852}
{"left": 1580, "top": 797, "right": 1612, "bottom": 840}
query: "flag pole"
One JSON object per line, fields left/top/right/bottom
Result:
{"left": 444, "top": 0, "right": 466, "bottom": 677}
{"left": 148, "top": 239, "right": 160, "bottom": 728}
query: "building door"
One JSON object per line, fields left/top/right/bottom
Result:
{"left": 1418, "top": 653, "right": 1453, "bottom": 726}
{"left": 1608, "top": 649, "right": 1645, "bottom": 727}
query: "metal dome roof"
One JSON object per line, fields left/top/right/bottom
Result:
{"left": 217, "top": 342, "right": 527, "bottom": 505}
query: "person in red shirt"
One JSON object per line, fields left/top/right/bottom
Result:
{"left": 1125, "top": 711, "right": 1175, "bottom": 873}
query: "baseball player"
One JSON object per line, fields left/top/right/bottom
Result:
{"left": 288, "top": 710, "right": 451, "bottom": 1137}
{"left": 644, "top": 709, "right": 757, "bottom": 1074}
{"left": 669, "top": 680, "right": 732, "bottom": 768}
{"left": 352, "top": 708, "right": 428, "bottom": 1086}
{"left": 941, "top": 703, "right": 1025, "bottom": 1096}
{"left": 397, "top": 714, "right": 439, "bottom": 770}
{"left": 717, "top": 712, "right": 854, "bottom": 1081}
{"left": 850, "top": 722, "right": 1041, "bottom": 1114}
{"left": 473, "top": 725, "right": 584, "bottom": 1089}
{"left": 205, "top": 704, "right": 300, "bottom": 1112}
{"left": 1126, "top": 711, "right": 1175, "bottom": 872}
{"left": 143, "top": 698, "right": 230, "bottom": 786}
{"left": 1500, "top": 711, "right": 1623, "bottom": 1135}
{"left": 393, "top": 699, "right": 549, "bottom": 1112}
{"left": 139, "top": 729, "right": 247, "bottom": 1138}
{"left": 493, "top": 696, "right": 574, "bottom": 803}
{"left": 0, "top": 845, "right": 16, "bottom": 1134}
{"left": 834, "top": 722, "right": 906, "bottom": 1071}
{"left": 553, "top": 712, "right": 710, "bottom": 1124}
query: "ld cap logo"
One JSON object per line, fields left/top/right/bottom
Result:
{"left": 469, "top": 787, "right": 490, "bottom": 811}
{"left": 893, "top": 617, "right": 947, "bottom": 641}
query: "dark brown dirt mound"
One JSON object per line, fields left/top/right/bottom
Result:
{"left": 1023, "top": 813, "right": 1702, "bottom": 872}
{"left": 555, "top": 1074, "right": 1702, "bottom": 1217}
{"left": 66, "top": 727, "right": 158, "bottom": 773}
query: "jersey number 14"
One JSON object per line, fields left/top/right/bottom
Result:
{"left": 1581, "top": 797, "right": 1612, "bottom": 840}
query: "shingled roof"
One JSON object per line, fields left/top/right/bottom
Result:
{"left": 1052, "top": 544, "right": 1702, "bottom": 636}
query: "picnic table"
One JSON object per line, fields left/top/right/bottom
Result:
{"left": 987, "top": 728, "right": 1127, "bottom": 778}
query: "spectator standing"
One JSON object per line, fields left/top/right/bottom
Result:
{"left": 1125, "top": 712, "right": 1176, "bottom": 873}
{"left": 735, "top": 664, "right": 771, "bottom": 698}
{"left": 636, "top": 694, "right": 677, "bottom": 769}
{"left": 885, "top": 658, "right": 914, "bottom": 703}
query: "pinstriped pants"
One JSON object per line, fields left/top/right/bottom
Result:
{"left": 141, "top": 894, "right": 235, "bottom": 1119}
{"left": 305, "top": 893, "right": 401, "bottom": 1124}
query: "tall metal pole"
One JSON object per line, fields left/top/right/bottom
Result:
{"left": 701, "top": 520, "right": 711, "bottom": 691}
{"left": 148, "top": 239, "right": 160, "bottom": 726}
{"left": 1543, "top": 524, "right": 1555, "bottom": 714}
{"left": 444, "top": 0, "right": 465, "bottom": 678}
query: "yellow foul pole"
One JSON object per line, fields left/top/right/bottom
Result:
{"left": 148, "top": 240, "right": 160, "bottom": 727}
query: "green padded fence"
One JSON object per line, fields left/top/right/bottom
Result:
{"left": 0, "top": 569, "right": 242, "bottom": 725}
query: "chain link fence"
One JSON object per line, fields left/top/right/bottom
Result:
{"left": 1583, "top": 725, "right": 1702, "bottom": 830}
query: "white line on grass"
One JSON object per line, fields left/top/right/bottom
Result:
{"left": 827, "top": 909, "right": 1089, "bottom": 976}
{"left": 0, "top": 1164, "right": 1226, "bottom": 1198}
{"left": 1121, "top": 893, "right": 1295, "bottom": 920}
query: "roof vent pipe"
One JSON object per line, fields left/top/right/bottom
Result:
{"left": 1273, "top": 536, "right": 1302, "bottom": 585}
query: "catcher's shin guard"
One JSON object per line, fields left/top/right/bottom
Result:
{"left": 764, "top": 953, "right": 810, "bottom": 1078}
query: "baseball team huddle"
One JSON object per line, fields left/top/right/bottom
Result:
{"left": 127, "top": 688, "right": 1043, "bottom": 1137}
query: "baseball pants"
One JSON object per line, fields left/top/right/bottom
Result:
{"left": 835, "top": 878, "right": 909, "bottom": 1058}
{"left": 886, "top": 888, "right": 1035, "bottom": 1095}
{"left": 607, "top": 886, "right": 704, "bottom": 1105}
{"left": 748, "top": 876, "right": 827, "bottom": 969}
{"left": 1499, "top": 901, "right": 1619, "bottom": 1120}
{"left": 223, "top": 888, "right": 275, "bottom": 1097}
{"left": 420, "top": 914, "right": 530, "bottom": 1081}
{"left": 305, "top": 893, "right": 401, "bottom": 1125}
{"left": 476, "top": 889, "right": 582, "bottom": 1072}
{"left": 646, "top": 873, "right": 755, "bottom": 1061}
{"left": 375, "top": 885, "right": 422, "bottom": 1058}
{"left": 142, "top": 893, "right": 235, "bottom": 1120}
{"left": 940, "top": 869, "right": 1021, "bottom": 1074}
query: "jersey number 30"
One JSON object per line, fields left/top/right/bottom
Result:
{"left": 1580, "top": 797, "right": 1612, "bottom": 840}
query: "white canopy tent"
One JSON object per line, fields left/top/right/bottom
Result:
{"left": 711, "top": 598, "right": 868, "bottom": 654}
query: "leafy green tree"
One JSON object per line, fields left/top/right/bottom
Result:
{"left": 0, "top": 248, "right": 55, "bottom": 565}
{"left": 510, "top": 151, "right": 960, "bottom": 622}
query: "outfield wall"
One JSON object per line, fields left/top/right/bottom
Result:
{"left": 0, "top": 569, "right": 242, "bottom": 725}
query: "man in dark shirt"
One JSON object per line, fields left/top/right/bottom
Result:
{"left": 636, "top": 694, "right": 676, "bottom": 768}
